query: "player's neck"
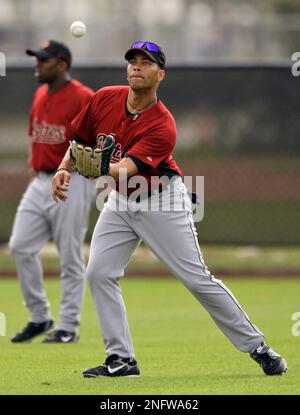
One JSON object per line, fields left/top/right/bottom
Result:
{"left": 127, "top": 90, "right": 157, "bottom": 114}
{"left": 47, "top": 73, "right": 71, "bottom": 95}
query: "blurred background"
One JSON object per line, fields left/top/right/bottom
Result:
{"left": 1, "top": 0, "right": 300, "bottom": 275}
{"left": 2, "top": 0, "right": 300, "bottom": 63}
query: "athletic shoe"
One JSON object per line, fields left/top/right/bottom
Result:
{"left": 83, "top": 354, "right": 140, "bottom": 377}
{"left": 250, "top": 342, "right": 288, "bottom": 375}
{"left": 42, "top": 330, "right": 78, "bottom": 343}
{"left": 11, "top": 320, "right": 54, "bottom": 343}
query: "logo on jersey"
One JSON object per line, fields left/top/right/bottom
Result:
{"left": 96, "top": 133, "right": 121, "bottom": 163}
{"left": 31, "top": 118, "right": 66, "bottom": 144}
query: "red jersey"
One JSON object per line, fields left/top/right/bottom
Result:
{"left": 71, "top": 85, "right": 182, "bottom": 193}
{"left": 29, "top": 79, "right": 94, "bottom": 171}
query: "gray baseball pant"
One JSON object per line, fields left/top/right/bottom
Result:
{"left": 86, "top": 177, "right": 264, "bottom": 357}
{"left": 9, "top": 172, "right": 93, "bottom": 332}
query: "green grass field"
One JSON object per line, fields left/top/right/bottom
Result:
{"left": 0, "top": 276, "right": 299, "bottom": 395}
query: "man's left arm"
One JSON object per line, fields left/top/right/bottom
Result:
{"left": 125, "top": 126, "right": 175, "bottom": 172}
{"left": 108, "top": 126, "right": 175, "bottom": 180}
{"left": 108, "top": 157, "right": 138, "bottom": 180}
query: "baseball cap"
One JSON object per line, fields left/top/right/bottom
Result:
{"left": 26, "top": 40, "right": 72, "bottom": 68}
{"left": 124, "top": 41, "right": 166, "bottom": 69}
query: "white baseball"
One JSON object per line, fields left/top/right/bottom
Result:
{"left": 70, "top": 21, "right": 86, "bottom": 38}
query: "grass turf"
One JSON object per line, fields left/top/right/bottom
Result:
{"left": 0, "top": 277, "right": 299, "bottom": 395}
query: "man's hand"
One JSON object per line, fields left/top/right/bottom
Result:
{"left": 52, "top": 169, "right": 71, "bottom": 202}
{"left": 70, "top": 134, "right": 115, "bottom": 178}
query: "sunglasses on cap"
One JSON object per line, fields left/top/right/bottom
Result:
{"left": 125, "top": 41, "right": 166, "bottom": 69}
{"left": 130, "top": 41, "right": 162, "bottom": 52}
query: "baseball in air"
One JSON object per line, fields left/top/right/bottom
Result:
{"left": 70, "top": 21, "right": 87, "bottom": 37}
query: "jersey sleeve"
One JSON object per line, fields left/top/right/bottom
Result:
{"left": 70, "top": 97, "right": 95, "bottom": 146}
{"left": 126, "top": 126, "right": 176, "bottom": 170}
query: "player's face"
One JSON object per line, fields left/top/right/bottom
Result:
{"left": 34, "top": 57, "right": 66, "bottom": 83}
{"left": 127, "top": 53, "right": 165, "bottom": 91}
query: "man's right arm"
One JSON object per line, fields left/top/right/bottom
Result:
{"left": 51, "top": 146, "right": 73, "bottom": 202}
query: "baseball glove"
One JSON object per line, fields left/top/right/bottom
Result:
{"left": 70, "top": 134, "right": 115, "bottom": 178}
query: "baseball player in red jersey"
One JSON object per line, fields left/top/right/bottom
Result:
{"left": 52, "top": 41, "right": 287, "bottom": 375}
{"left": 9, "top": 40, "right": 94, "bottom": 343}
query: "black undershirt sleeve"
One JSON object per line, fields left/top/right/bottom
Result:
{"left": 127, "top": 155, "right": 152, "bottom": 173}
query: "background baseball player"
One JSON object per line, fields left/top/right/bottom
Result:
{"left": 9, "top": 40, "right": 94, "bottom": 343}
{"left": 52, "top": 41, "right": 287, "bottom": 374}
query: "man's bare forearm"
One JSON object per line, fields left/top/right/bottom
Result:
{"left": 57, "top": 147, "right": 73, "bottom": 172}
{"left": 108, "top": 157, "right": 138, "bottom": 180}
